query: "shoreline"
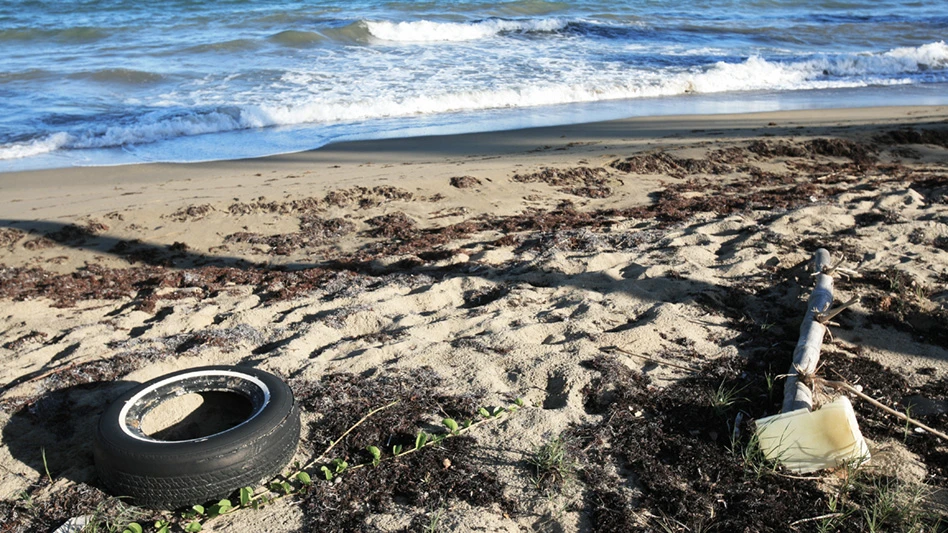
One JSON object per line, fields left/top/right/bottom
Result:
{"left": 2, "top": 105, "right": 946, "bottom": 220}
{"left": 1, "top": 104, "right": 946, "bottom": 532}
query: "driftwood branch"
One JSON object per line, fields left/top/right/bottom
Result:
{"left": 601, "top": 345, "right": 700, "bottom": 373}
{"left": 783, "top": 249, "right": 835, "bottom": 412}
{"left": 818, "top": 378, "right": 948, "bottom": 441}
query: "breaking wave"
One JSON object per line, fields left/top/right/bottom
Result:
{"left": 364, "top": 17, "right": 569, "bottom": 42}
{"left": 2, "top": 41, "right": 945, "bottom": 162}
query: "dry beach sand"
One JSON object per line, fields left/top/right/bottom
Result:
{"left": 1, "top": 106, "right": 947, "bottom": 532}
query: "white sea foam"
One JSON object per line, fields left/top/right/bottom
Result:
{"left": 0, "top": 132, "right": 70, "bottom": 160}
{"left": 2, "top": 42, "right": 945, "bottom": 164}
{"left": 364, "top": 18, "right": 568, "bottom": 42}
{"left": 686, "top": 42, "right": 948, "bottom": 94}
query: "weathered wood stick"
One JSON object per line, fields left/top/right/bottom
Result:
{"left": 783, "top": 248, "right": 834, "bottom": 412}
{"left": 819, "top": 379, "right": 948, "bottom": 442}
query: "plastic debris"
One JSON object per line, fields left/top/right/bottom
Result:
{"left": 755, "top": 396, "right": 870, "bottom": 474}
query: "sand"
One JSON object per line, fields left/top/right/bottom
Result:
{"left": 1, "top": 106, "right": 947, "bottom": 532}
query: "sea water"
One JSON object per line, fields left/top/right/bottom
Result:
{"left": 1, "top": 0, "right": 946, "bottom": 171}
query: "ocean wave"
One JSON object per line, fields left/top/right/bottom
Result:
{"left": 2, "top": 41, "right": 944, "bottom": 162}
{"left": 67, "top": 68, "right": 166, "bottom": 85}
{"left": 268, "top": 30, "right": 326, "bottom": 47}
{"left": 689, "top": 41, "right": 948, "bottom": 93}
{"left": 183, "top": 38, "right": 262, "bottom": 54}
{"left": 0, "top": 26, "right": 109, "bottom": 43}
{"left": 364, "top": 17, "right": 568, "bottom": 42}
{"left": 0, "top": 133, "right": 70, "bottom": 160}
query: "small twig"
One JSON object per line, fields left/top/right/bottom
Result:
{"left": 789, "top": 512, "right": 844, "bottom": 529}
{"left": 815, "top": 296, "right": 859, "bottom": 325}
{"left": 818, "top": 378, "right": 948, "bottom": 441}
{"left": 601, "top": 346, "right": 700, "bottom": 373}
{"left": 346, "top": 409, "right": 515, "bottom": 472}
{"left": 0, "top": 360, "right": 88, "bottom": 398}
{"left": 306, "top": 400, "right": 398, "bottom": 469}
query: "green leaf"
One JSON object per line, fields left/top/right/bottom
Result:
{"left": 415, "top": 432, "right": 428, "bottom": 449}
{"left": 478, "top": 407, "right": 490, "bottom": 418}
{"left": 207, "top": 499, "right": 232, "bottom": 519}
{"left": 463, "top": 419, "right": 472, "bottom": 428}
{"left": 491, "top": 406, "right": 504, "bottom": 416}
{"left": 393, "top": 444, "right": 403, "bottom": 456}
{"left": 239, "top": 487, "right": 253, "bottom": 507}
{"left": 192, "top": 504, "right": 205, "bottom": 516}
{"left": 185, "top": 521, "right": 203, "bottom": 533}
{"left": 320, "top": 465, "right": 333, "bottom": 480}
{"left": 122, "top": 523, "right": 143, "bottom": 533}
{"left": 297, "top": 471, "right": 312, "bottom": 485}
{"left": 154, "top": 520, "right": 171, "bottom": 533}
{"left": 515, "top": 397, "right": 525, "bottom": 407}
{"left": 332, "top": 458, "right": 349, "bottom": 473}
{"left": 443, "top": 418, "right": 459, "bottom": 433}
{"left": 367, "top": 445, "right": 381, "bottom": 462}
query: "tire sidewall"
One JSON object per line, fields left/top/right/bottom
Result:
{"left": 94, "top": 365, "right": 296, "bottom": 478}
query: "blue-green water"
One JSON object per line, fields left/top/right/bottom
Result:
{"left": 1, "top": 0, "right": 946, "bottom": 171}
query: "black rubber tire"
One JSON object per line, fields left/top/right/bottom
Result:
{"left": 93, "top": 365, "right": 300, "bottom": 509}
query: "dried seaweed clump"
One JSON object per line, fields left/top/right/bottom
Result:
{"left": 610, "top": 152, "right": 732, "bottom": 176}
{"left": 512, "top": 166, "right": 615, "bottom": 198}
{"left": 575, "top": 355, "right": 829, "bottom": 532}
{"left": 168, "top": 204, "right": 215, "bottom": 221}
{"left": 0, "top": 483, "right": 116, "bottom": 533}
{"left": 876, "top": 127, "right": 948, "bottom": 148}
{"left": 289, "top": 369, "right": 511, "bottom": 531}
{"left": 324, "top": 186, "right": 414, "bottom": 209}
{"left": 0, "top": 228, "right": 26, "bottom": 248}
{"left": 748, "top": 138, "right": 877, "bottom": 167}
{"left": 224, "top": 216, "right": 354, "bottom": 255}
{"left": 2, "top": 330, "right": 48, "bottom": 350}
{"left": 0, "top": 263, "right": 338, "bottom": 309}
{"left": 855, "top": 268, "right": 948, "bottom": 349}
{"left": 623, "top": 174, "right": 835, "bottom": 224}
{"left": 364, "top": 211, "right": 417, "bottom": 239}
{"left": 450, "top": 175, "right": 482, "bottom": 188}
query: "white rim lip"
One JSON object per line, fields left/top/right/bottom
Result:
{"left": 118, "top": 369, "right": 271, "bottom": 444}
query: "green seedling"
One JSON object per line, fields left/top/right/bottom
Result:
{"left": 423, "top": 507, "right": 445, "bottom": 533}
{"left": 415, "top": 431, "right": 429, "bottom": 450}
{"left": 528, "top": 437, "right": 575, "bottom": 493}
{"left": 710, "top": 380, "right": 746, "bottom": 416}
{"left": 366, "top": 445, "right": 382, "bottom": 466}
{"left": 182, "top": 504, "right": 204, "bottom": 520}
{"left": 207, "top": 499, "right": 233, "bottom": 518}
{"left": 122, "top": 523, "right": 143, "bottom": 533}
{"left": 442, "top": 418, "right": 459, "bottom": 434}
{"left": 160, "top": 398, "right": 526, "bottom": 531}
{"left": 239, "top": 486, "right": 253, "bottom": 507}
{"left": 270, "top": 481, "right": 293, "bottom": 495}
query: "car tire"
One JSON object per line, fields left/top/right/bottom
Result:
{"left": 93, "top": 365, "right": 300, "bottom": 509}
